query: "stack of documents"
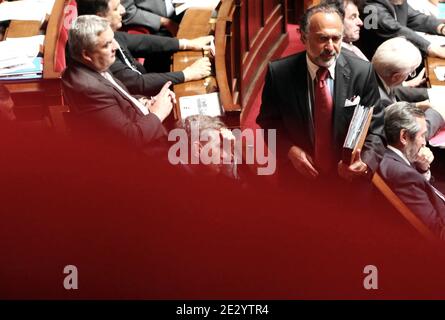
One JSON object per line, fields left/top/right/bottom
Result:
{"left": 342, "top": 104, "right": 374, "bottom": 164}
{"left": 173, "top": 0, "right": 220, "bottom": 15}
{"left": 0, "top": 0, "right": 55, "bottom": 23}
{"left": 0, "top": 35, "right": 45, "bottom": 80}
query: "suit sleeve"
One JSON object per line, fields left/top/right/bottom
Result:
{"left": 369, "top": 3, "right": 438, "bottom": 54}
{"left": 256, "top": 63, "right": 295, "bottom": 157}
{"left": 110, "top": 59, "right": 184, "bottom": 97}
{"left": 383, "top": 166, "right": 445, "bottom": 236}
{"left": 119, "top": 32, "right": 180, "bottom": 56}
{"left": 121, "top": 0, "right": 162, "bottom": 31}
{"left": 62, "top": 79, "right": 165, "bottom": 149}
{"left": 361, "top": 64, "right": 386, "bottom": 174}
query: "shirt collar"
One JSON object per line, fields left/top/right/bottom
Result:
{"left": 306, "top": 54, "right": 336, "bottom": 81}
{"left": 377, "top": 74, "right": 392, "bottom": 96}
{"left": 387, "top": 145, "right": 411, "bottom": 166}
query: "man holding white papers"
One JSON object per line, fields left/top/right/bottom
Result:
{"left": 62, "top": 16, "right": 175, "bottom": 153}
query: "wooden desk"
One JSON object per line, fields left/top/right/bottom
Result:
{"left": 172, "top": 1, "right": 241, "bottom": 127}
{"left": 426, "top": 56, "right": 445, "bottom": 87}
{"left": 1, "top": 0, "right": 68, "bottom": 125}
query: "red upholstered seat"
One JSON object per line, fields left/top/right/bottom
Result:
{"left": 55, "top": 0, "right": 78, "bottom": 73}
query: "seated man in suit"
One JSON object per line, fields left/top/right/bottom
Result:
{"left": 371, "top": 37, "right": 444, "bottom": 137}
{"left": 62, "top": 15, "right": 175, "bottom": 153}
{"left": 323, "top": 0, "right": 427, "bottom": 87}
{"left": 256, "top": 3, "right": 385, "bottom": 183}
{"left": 379, "top": 102, "right": 445, "bottom": 238}
{"left": 360, "top": 0, "right": 445, "bottom": 59}
{"left": 121, "top": 0, "right": 181, "bottom": 36}
{"left": 77, "top": 0, "right": 212, "bottom": 97}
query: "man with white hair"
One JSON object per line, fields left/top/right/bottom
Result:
{"left": 62, "top": 15, "right": 175, "bottom": 153}
{"left": 372, "top": 37, "right": 444, "bottom": 138}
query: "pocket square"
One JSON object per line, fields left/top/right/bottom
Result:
{"left": 345, "top": 95, "right": 361, "bottom": 107}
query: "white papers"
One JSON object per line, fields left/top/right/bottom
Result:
{"left": 433, "top": 66, "right": 445, "bottom": 81}
{"left": 179, "top": 92, "right": 222, "bottom": 119}
{"left": 173, "top": 0, "right": 220, "bottom": 15}
{"left": 428, "top": 86, "right": 445, "bottom": 121}
{"left": 0, "top": 35, "right": 44, "bottom": 70}
{"left": 417, "top": 32, "right": 445, "bottom": 46}
{"left": 0, "top": 0, "right": 55, "bottom": 22}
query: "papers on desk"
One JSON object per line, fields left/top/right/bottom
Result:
{"left": 418, "top": 32, "right": 445, "bottom": 47}
{"left": 433, "top": 66, "right": 445, "bottom": 82}
{"left": 179, "top": 92, "right": 222, "bottom": 119}
{"left": 173, "top": 0, "right": 220, "bottom": 15}
{"left": 0, "top": 0, "right": 55, "bottom": 22}
{"left": 0, "top": 57, "right": 43, "bottom": 80}
{"left": 342, "top": 104, "right": 374, "bottom": 164}
{"left": 0, "top": 35, "right": 44, "bottom": 80}
{"left": 430, "top": 127, "right": 445, "bottom": 148}
{"left": 428, "top": 86, "right": 445, "bottom": 122}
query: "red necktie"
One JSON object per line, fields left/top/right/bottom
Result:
{"left": 314, "top": 67, "right": 335, "bottom": 173}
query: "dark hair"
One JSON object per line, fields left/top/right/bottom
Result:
{"left": 300, "top": 3, "right": 343, "bottom": 35}
{"left": 384, "top": 102, "right": 425, "bottom": 145}
{"left": 320, "top": 0, "right": 363, "bottom": 18}
{"left": 76, "top": 0, "right": 110, "bottom": 16}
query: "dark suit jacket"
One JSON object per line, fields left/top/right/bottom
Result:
{"left": 110, "top": 31, "right": 184, "bottom": 97}
{"left": 121, "top": 0, "right": 181, "bottom": 32}
{"left": 376, "top": 76, "right": 444, "bottom": 138}
{"left": 62, "top": 61, "right": 166, "bottom": 151}
{"left": 379, "top": 148, "right": 445, "bottom": 236}
{"left": 360, "top": 0, "right": 441, "bottom": 59}
{"left": 256, "top": 51, "right": 386, "bottom": 175}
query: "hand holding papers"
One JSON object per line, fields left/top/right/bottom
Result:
{"left": 342, "top": 104, "right": 374, "bottom": 165}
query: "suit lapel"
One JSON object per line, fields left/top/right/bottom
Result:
{"left": 333, "top": 53, "right": 351, "bottom": 146}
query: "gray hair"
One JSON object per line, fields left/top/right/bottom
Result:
{"left": 372, "top": 37, "right": 422, "bottom": 77}
{"left": 384, "top": 102, "right": 425, "bottom": 145}
{"left": 183, "top": 115, "right": 225, "bottom": 139}
{"left": 68, "top": 15, "right": 110, "bottom": 62}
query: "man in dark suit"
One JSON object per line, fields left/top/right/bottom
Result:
{"left": 371, "top": 37, "right": 444, "bottom": 137}
{"left": 360, "top": 0, "right": 445, "bottom": 59}
{"left": 379, "top": 102, "right": 445, "bottom": 238}
{"left": 256, "top": 3, "right": 385, "bottom": 182}
{"left": 62, "top": 15, "right": 175, "bottom": 153}
{"left": 121, "top": 0, "right": 180, "bottom": 36}
{"left": 77, "top": 0, "right": 212, "bottom": 97}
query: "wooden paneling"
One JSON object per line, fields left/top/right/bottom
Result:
{"left": 238, "top": 0, "right": 288, "bottom": 119}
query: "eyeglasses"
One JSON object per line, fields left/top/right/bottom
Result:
{"left": 409, "top": 69, "right": 417, "bottom": 78}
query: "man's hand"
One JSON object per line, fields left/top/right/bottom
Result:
{"left": 182, "top": 57, "right": 212, "bottom": 81}
{"left": 338, "top": 148, "right": 369, "bottom": 181}
{"left": 415, "top": 99, "right": 431, "bottom": 111}
{"left": 160, "top": 17, "right": 179, "bottom": 36}
{"left": 415, "top": 146, "right": 434, "bottom": 172}
{"left": 403, "top": 67, "right": 426, "bottom": 88}
{"left": 149, "top": 81, "right": 176, "bottom": 122}
{"left": 180, "top": 36, "right": 214, "bottom": 51}
{"left": 287, "top": 145, "right": 319, "bottom": 179}
{"left": 427, "top": 44, "right": 445, "bottom": 59}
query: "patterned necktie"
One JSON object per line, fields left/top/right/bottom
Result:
{"left": 314, "top": 67, "right": 335, "bottom": 173}
{"left": 117, "top": 46, "right": 142, "bottom": 75}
